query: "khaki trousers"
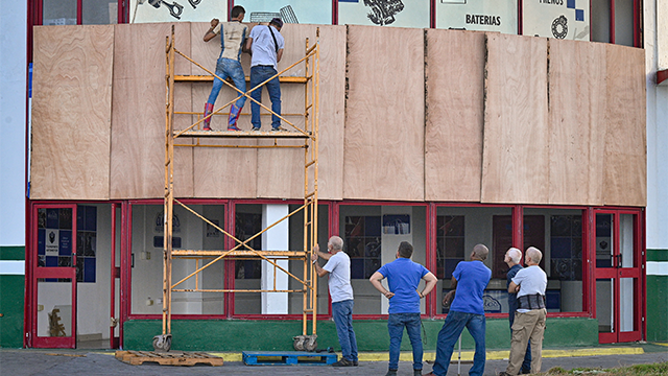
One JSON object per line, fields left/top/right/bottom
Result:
{"left": 506, "top": 308, "right": 546, "bottom": 375}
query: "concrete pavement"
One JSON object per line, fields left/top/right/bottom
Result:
{"left": 1, "top": 343, "right": 666, "bottom": 376}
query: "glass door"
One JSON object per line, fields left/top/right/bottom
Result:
{"left": 594, "top": 211, "right": 642, "bottom": 343}
{"left": 31, "top": 204, "right": 78, "bottom": 348}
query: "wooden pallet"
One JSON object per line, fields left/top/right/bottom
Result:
{"left": 242, "top": 351, "right": 337, "bottom": 366}
{"left": 115, "top": 351, "right": 224, "bottom": 366}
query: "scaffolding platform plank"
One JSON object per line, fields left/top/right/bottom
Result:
{"left": 172, "top": 250, "right": 307, "bottom": 257}
{"left": 242, "top": 351, "right": 337, "bottom": 366}
{"left": 175, "top": 130, "right": 311, "bottom": 139}
{"left": 115, "top": 351, "right": 224, "bottom": 366}
{"left": 174, "top": 74, "right": 308, "bottom": 83}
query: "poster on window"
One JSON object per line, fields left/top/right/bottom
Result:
{"left": 236, "top": 0, "right": 332, "bottom": 25}
{"left": 130, "top": 0, "right": 227, "bottom": 23}
{"left": 523, "top": 0, "right": 590, "bottom": 41}
{"left": 435, "top": 0, "right": 518, "bottom": 34}
{"left": 339, "top": 0, "right": 430, "bottom": 28}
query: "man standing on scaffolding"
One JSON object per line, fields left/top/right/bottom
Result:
{"left": 202, "top": 5, "right": 248, "bottom": 131}
{"left": 245, "top": 18, "right": 285, "bottom": 131}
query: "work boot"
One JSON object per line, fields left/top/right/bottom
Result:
{"left": 384, "top": 369, "right": 398, "bottom": 376}
{"left": 331, "top": 357, "right": 353, "bottom": 367}
{"left": 202, "top": 103, "right": 214, "bottom": 131}
{"left": 414, "top": 369, "right": 423, "bottom": 376}
{"left": 227, "top": 104, "right": 241, "bottom": 131}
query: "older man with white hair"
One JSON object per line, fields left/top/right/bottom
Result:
{"left": 504, "top": 247, "right": 531, "bottom": 374}
{"left": 499, "top": 247, "right": 547, "bottom": 376}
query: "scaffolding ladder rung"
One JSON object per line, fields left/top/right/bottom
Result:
{"left": 305, "top": 160, "right": 316, "bottom": 168}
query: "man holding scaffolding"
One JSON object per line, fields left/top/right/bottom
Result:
{"left": 246, "top": 18, "right": 285, "bottom": 131}
{"left": 202, "top": 5, "right": 248, "bottom": 131}
{"left": 312, "top": 236, "right": 359, "bottom": 367}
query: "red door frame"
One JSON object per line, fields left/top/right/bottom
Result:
{"left": 593, "top": 209, "right": 643, "bottom": 343}
{"left": 28, "top": 203, "right": 77, "bottom": 349}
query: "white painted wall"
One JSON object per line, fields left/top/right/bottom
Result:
{"left": 645, "top": 0, "right": 668, "bottom": 251}
{"left": 0, "top": 1, "right": 27, "bottom": 247}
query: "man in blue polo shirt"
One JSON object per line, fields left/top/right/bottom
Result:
{"left": 425, "top": 244, "right": 491, "bottom": 376}
{"left": 370, "top": 241, "right": 438, "bottom": 376}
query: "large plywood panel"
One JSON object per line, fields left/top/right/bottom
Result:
{"left": 548, "top": 39, "right": 606, "bottom": 206}
{"left": 31, "top": 25, "right": 115, "bottom": 200}
{"left": 344, "top": 25, "right": 425, "bottom": 201}
{"left": 481, "top": 33, "right": 549, "bottom": 204}
{"left": 110, "top": 23, "right": 193, "bottom": 199}
{"left": 425, "top": 29, "right": 484, "bottom": 202}
{"left": 603, "top": 44, "right": 646, "bottom": 207}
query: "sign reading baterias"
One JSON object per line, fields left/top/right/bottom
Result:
{"left": 523, "top": 0, "right": 590, "bottom": 41}
{"left": 435, "top": 0, "right": 518, "bottom": 34}
{"left": 339, "top": 0, "right": 430, "bottom": 28}
{"left": 130, "top": 0, "right": 226, "bottom": 23}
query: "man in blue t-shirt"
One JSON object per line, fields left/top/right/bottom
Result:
{"left": 370, "top": 241, "right": 438, "bottom": 376}
{"left": 425, "top": 244, "right": 491, "bottom": 376}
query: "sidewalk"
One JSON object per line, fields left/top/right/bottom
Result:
{"left": 1, "top": 343, "right": 666, "bottom": 376}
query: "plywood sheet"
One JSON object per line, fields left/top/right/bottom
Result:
{"left": 602, "top": 44, "right": 646, "bottom": 207}
{"left": 547, "top": 39, "right": 606, "bottom": 206}
{"left": 31, "top": 25, "right": 115, "bottom": 200}
{"left": 110, "top": 23, "right": 193, "bottom": 199}
{"left": 343, "top": 25, "right": 425, "bottom": 201}
{"left": 481, "top": 33, "right": 549, "bottom": 204}
{"left": 425, "top": 29, "right": 484, "bottom": 202}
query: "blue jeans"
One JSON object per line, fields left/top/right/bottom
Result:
{"left": 431, "top": 311, "right": 486, "bottom": 376}
{"left": 388, "top": 313, "right": 423, "bottom": 371}
{"left": 332, "top": 300, "right": 358, "bottom": 362}
{"left": 249, "top": 65, "right": 281, "bottom": 129}
{"left": 207, "top": 58, "right": 247, "bottom": 109}
{"left": 509, "top": 310, "right": 532, "bottom": 372}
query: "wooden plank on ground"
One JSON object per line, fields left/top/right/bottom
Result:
{"left": 481, "top": 33, "right": 549, "bottom": 204}
{"left": 344, "top": 25, "right": 425, "bottom": 201}
{"left": 425, "top": 29, "right": 485, "bottom": 202}
{"left": 110, "top": 23, "right": 193, "bottom": 199}
{"left": 602, "top": 44, "right": 646, "bottom": 207}
{"left": 115, "top": 351, "right": 223, "bottom": 366}
{"left": 548, "top": 39, "right": 606, "bottom": 206}
{"left": 30, "top": 25, "right": 115, "bottom": 200}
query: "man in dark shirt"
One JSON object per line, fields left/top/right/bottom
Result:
{"left": 504, "top": 247, "right": 531, "bottom": 374}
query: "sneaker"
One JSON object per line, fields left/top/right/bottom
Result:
{"left": 202, "top": 126, "right": 212, "bottom": 131}
{"left": 353, "top": 360, "right": 359, "bottom": 366}
{"left": 520, "top": 368, "right": 531, "bottom": 374}
{"left": 271, "top": 126, "right": 287, "bottom": 132}
{"left": 251, "top": 127, "right": 261, "bottom": 131}
{"left": 384, "top": 369, "right": 398, "bottom": 376}
{"left": 422, "top": 373, "right": 438, "bottom": 376}
{"left": 414, "top": 369, "right": 423, "bottom": 376}
{"left": 227, "top": 125, "right": 241, "bottom": 131}
{"left": 498, "top": 372, "right": 514, "bottom": 376}
{"left": 331, "top": 357, "right": 353, "bottom": 367}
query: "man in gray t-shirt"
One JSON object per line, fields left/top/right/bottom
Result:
{"left": 312, "top": 236, "right": 358, "bottom": 367}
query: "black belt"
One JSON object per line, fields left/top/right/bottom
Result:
{"left": 517, "top": 294, "right": 546, "bottom": 310}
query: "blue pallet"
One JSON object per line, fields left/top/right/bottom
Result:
{"left": 242, "top": 351, "right": 338, "bottom": 366}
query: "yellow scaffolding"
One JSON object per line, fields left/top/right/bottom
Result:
{"left": 154, "top": 25, "right": 320, "bottom": 352}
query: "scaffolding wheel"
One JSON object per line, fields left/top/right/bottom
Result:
{"left": 304, "top": 335, "right": 318, "bottom": 352}
{"left": 293, "top": 335, "right": 306, "bottom": 351}
{"left": 153, "top": 334, "right": 172, "bottom": 352}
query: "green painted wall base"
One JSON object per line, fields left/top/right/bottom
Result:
{"left": 123, "top": 317, "right": 598, "bottom": 352}
{"left": 0, "top": 246, "right": 25, "bottom": 348}
{"left": 646, "top": 249, "right": 668, "bottom": 342}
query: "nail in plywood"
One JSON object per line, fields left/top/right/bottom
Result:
{"left": 110, "top": 23, "right": 193, "bottom": 199}
{"left": 481, "top": 33, "right": 549, "bottom": 204}
{"left": 31, "top": 25, "right": 115, "bottom": 200}
{"left": 344, "top": 25, "right": 425, "bottom": 201}
{"left": 425, "top": 29, "right": 485, "bottom": 202}
{"left": 602, "top": 44, "right": 646, "bottom": 207}
{"left": 190, "top": 22, "right": 258, "bottom": 198}
{"left": 548, "top": 39, "right": 606, "bottom": 206}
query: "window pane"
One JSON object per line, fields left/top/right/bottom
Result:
{"left": 620, "top": 278, "right": 635, "bottom": 332}
{"left": 131, "top": 204, "right": 226, "bottom": 315}
{"left": 596, "top": 213, "right": 614, "bottom": 268}
{"left": 523, "top": 0, "right": 590, "bottom": 41}
{"left": 620, "top": 214, "right": 635, "bottom": 268}
{"left": 339, "top": 0, "right": 429, "bottom": 28}
{"left": 435, "top": 0, "right": 517, "bottom": 34}
{"left": 37, "top": 279, "right": 72, "bottom": 337}
{"left": 43, "top": 0, "right": 77, "bottom": 25}
{"left": 591, "top": 0, "right": 611, "bottom": 43}
{"left": 614, "top": 0, "right": 635, "bottom": 46}
{"left": 82, "top": 0, "right": 118, "bottom": 25}
{"left": 596, "top": 278, "right": 614, "bottom": 333}
{"left": 236, "top": 0, "right": 332, "bottom": 25}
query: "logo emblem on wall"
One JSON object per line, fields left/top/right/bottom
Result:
{"left": 144, "top": 0, "right": 203, "bottom": 20}
{"left": 364, "top": 0, "right": 405, "bottom": 26}
{"left": 551, "top": 15, "right": 568, "bottom": 39}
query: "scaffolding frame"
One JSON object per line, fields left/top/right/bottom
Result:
{"left": 154, "top": 25, "right": 320, "bottom": 352}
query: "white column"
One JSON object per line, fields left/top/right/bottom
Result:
{"left": 261, "top": 204, "right": 289, "bottom": 314}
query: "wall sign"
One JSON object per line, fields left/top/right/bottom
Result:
{"left": 523, "top": 0, "right": 590, "bottom": 41}
{"left": 130, "top": 0, "right": 226, "bottom": 23}
{"left": 339, "top": 0, "right": 430, "bottom": 28}
{"left": 436, "top": 0, "right": 518, "bottom": 34}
